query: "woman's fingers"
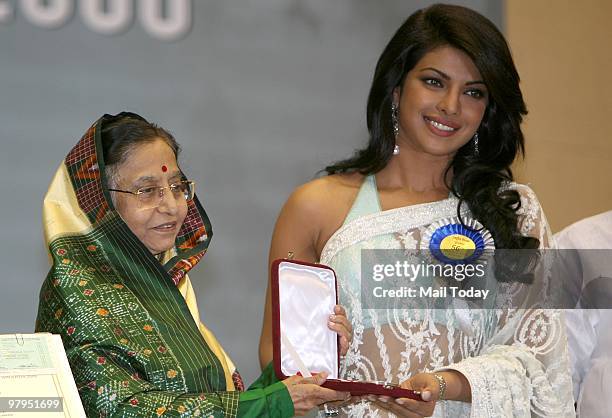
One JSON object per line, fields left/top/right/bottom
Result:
{"left": 383, "top": 373, "right": 438, "bottom": 416}
{"left": 329, "top": 305, "right": 353, "bottom": 355}
{"left": 338, "top": 336, "right": 350, "bottom": 356}
{"left": 420, "top": 390, "right": 433, "bottom": 402}
{"left": 404, "top": 373, "right": 440, "bottom": 401}
{"left": 327, "top": 321, "right": 351, "bottom": 355}
{"left": 333, "top": 304, "right": 346, "bottom": 316}
{"left": 394, "top": 397, "right": 435, "bottom": 416}
{"left": 285, "top": 376, "right": 350, "bottom": 416}
{"left": 335, "top": 305, "right": 352, "bottom": 330}
{"left": 306, "top": 371, "right": 328, "bottom": 385}
{"left": 314, "top": 386, "right": 349, "bottom": 404}
{"left": 366, "top": 395, "right": 426, "bottom": 418}
{"left": 284, "top": 372, "right": 350, "bottom": 415}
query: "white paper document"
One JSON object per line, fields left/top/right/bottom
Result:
{"left": 0, "top": 334, "right": 85, "bottom": 417}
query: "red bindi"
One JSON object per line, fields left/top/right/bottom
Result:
{"left": 161, "top": 165, "right": 168, "bottom": 172}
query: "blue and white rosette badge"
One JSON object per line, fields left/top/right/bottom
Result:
{"left": 422, "top": 217, "right": 495, "bottom": 270}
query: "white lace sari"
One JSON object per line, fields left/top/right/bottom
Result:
{"left": 320, "top": 176, "right": 575, "bottom": 417}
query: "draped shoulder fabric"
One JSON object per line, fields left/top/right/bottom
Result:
{"left": 320, "top": 175, "right": 575, "bottom": 418}
{"left": 36, "top": 115, "right": 293, "bottom": 417}
{"left": 555, "top": 211, "right": 612, "bottom": 418}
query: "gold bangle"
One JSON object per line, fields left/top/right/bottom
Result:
{"left": 433, "top": 373, "right": 447, "bottom": 400}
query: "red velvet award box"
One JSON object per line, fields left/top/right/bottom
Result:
{"left": 271, "top": 259, "right": 421, "bottom": 399}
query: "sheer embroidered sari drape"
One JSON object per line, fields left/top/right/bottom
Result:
{"left": 320, "top": 177, "right": 574, "bottom": 417}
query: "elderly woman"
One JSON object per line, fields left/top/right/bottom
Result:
{"left": 36, "top": 112, "right": 351, "bottom": 417}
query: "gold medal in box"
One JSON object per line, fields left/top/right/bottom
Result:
{"left": 423, "top": 217, "right": 495, "bottom": 266}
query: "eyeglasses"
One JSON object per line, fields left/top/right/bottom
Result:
{"left": 109, "top": 180, "right": 195, "bottom": 209}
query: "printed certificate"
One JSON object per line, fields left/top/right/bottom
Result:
{"left": 0, "top": 334, "right": 85, "bottom": 417}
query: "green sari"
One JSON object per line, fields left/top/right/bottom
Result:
{"left": 36, "top": 114, "right": 293, "bottom": 417}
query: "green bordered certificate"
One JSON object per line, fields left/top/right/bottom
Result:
{"left": 0, "top": 334, "right": 85, "bottom": 417}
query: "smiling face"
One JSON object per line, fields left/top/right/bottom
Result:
{"left": 393, "top": 45, "right": 489, "bottom": 158}
{"left": 111, "top": 139, "right": 188, "bottom": 255}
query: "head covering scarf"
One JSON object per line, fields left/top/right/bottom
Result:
{"left": 36, "top": 113, "right": 243, "bottom": 416}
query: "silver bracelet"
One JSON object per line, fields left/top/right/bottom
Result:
{"left": 433, "top": 373, "right": 447, "bottom": 400}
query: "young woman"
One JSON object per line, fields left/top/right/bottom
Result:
{"left": 260, "top": 4, "right": 574, "bottom": 417}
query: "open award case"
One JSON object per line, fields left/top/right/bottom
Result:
{"left": 271, "top": 259, "right": 421, "bottom": 399}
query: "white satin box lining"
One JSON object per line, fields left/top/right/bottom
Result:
{"left": 278, "top": 261, "right": 339, "bottom": 379}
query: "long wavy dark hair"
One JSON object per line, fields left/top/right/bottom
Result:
{"left": 325, "top": 4, "right": 539, "bottom": 258}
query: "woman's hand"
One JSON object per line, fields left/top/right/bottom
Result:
{"left": 328, "top": 305, "right": 352, "bottom": 356}
{"left": 283, "top": 372, "right": 350, "bottom": 416}
{"left": 366, "top": 373, "right": 438, "bottom": 418}
{"left": 367, "top": 370, "right": 471, "bottom": 417}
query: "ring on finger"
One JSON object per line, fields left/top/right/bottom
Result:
{"left": 323, "top": 403, "right": 340, "bottom": 417}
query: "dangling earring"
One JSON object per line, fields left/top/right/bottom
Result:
{"left": 391, "top": 102, "right": 399, "bottom": 155}
{"left": 473, "top": 132, "right": 479, "bottom": 156}
{"left": 391, "top": 102, "right": 399, "bottom": 137}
